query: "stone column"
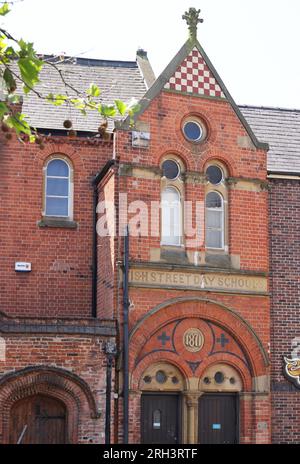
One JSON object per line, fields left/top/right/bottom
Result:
{"left": 184, "top": 391, "right": 203, "bottom": 444}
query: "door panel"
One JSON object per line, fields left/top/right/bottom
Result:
{"left": 199, "top": 394, "right": 238, "bottom": 444}
{"left": 9, "top": 394, "right": 67, "bottom": 444}
{"left": 141, "top": 394, "right": 180, "bottom": 444}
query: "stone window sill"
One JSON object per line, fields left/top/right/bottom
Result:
{"left": 38, "top": 217, "right": 78, "bottom": 229}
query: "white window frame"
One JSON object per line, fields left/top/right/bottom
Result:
{"left": 44, "top": 157, "right": 73, "bottom": 219}
{"left": 205, "top": 191, "right": 225, "bottom": 250}
{"left": 161, "top": 186, "right": 182, "bottom": 246}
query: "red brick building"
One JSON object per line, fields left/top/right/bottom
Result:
{"left": 0, "top": 10, "right": 298, "bottom": 444}
{"left": 108, "top": 23, "right": 271, "bottom": 444}
{"left": 240, "top": 107, "right": 300, "bottom": 444}
{"left": 0, "top": 56, "right": 149, "bottom": 443}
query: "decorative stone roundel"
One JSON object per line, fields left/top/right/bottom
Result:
{"left": 183, "top": 328, "right": 204, "bottom": 352}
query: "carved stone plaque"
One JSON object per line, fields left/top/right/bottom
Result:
{"left": 183, "top": 328, "right": 204, "bottom": 352}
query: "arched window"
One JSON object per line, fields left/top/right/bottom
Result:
{"left": 205, "top": 191, "right": 224, "bottom": 249}
{"left": 45, "top": 158, "right": 72, "bottom": 218}
{"left": 161, "top": 186, "right": 181, "bottom": 246}
{"left": 153, "top": 409, "right": 161, "bottom": 430}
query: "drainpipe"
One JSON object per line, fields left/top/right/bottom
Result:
{"left": 91, "top": 159, "right": 116, "bottom": 318}
{"left": 123, "top": 226, "right": 129, "bottom": 443}
{"left": 104, "top": 341, "right": 117, "bottom": 444}
{"left": 91, "top": 184, "right": 98, "bottom": 318}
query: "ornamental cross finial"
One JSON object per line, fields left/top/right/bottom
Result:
{"left": 182, "top": 7, "right": 204, "bottom": 41}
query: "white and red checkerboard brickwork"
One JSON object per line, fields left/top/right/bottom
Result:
{"left": 164, "top": 47, "right": 226, "bottom": 99}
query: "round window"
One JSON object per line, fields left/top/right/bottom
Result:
{"left": 155, "top": 370, "right": 167, "bottom": 384}
{"left": 214, "top": 371, "right": 225, "bottom": 384}
{"left": 206, "top": 165, "right": 223, "bottom": 185}
{"left": 183, "top": 120, "right": 203, "bottom": 142}
{"left": 162, "top": 159, "right": 180, "bottom": 180}
{"left": 143, "top": 375, "right": 152, "bottom": 384}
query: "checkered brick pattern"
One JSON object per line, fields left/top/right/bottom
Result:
{"left": 164, "top": 47, "right": 226, "bottom": 99}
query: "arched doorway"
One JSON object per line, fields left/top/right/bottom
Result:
{"left": 198, "top": 364, "right": 243, "bottom": 444}
{"left": 139, "top": 362, "right": 185, "bottom": 444}
{"left": 129, "top": 298, "right": 270, "bottom": 444}
{"left": 9, "top": 394, "right": 67, "bottom": 444}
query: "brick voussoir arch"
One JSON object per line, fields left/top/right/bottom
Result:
{"left": 197, "top": 353, "right": 252, "bottom": 391}
{"left": 154, "top": 145, "right": 193, "bottom": 170}
{"left": 129, "top": 297, "right": 269, "bottom": 378}
{"left": 199, "top": 150, "right": 237, "bottom": 177}
{"left": 0, "top": 365, "right": 100, "bottom": 444}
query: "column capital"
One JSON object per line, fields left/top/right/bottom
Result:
{"left": 183, "top": 391, "right": 203, "bottom": 408}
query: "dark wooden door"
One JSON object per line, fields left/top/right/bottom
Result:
{"left": 198, "top": 394, "right": 238, "bottom": 444}
{"left": 9, "top": 394, "right": 67, "bottom": 444}
{"left": 141, "top": 394, "right": 180, "bottom": 444}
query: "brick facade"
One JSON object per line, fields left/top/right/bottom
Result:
{"left": 0, "top": 29, "right": 297, "bottom": 444}
{"left": 0, "top": 134, "right": 116, "bottom": 443}
{"left": 109, "top": 74, "right": 271, "bottom": 443}
{"left": 0, "top": 135, "right": 112, "bottom": 317}
{"left": 269, "top": 179, "right": 300, "bottom": 443}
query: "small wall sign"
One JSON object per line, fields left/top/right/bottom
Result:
{"left": 132, "top": 131, "right": 150, "bottom": 148}
{"left": 283, "top": 356, "right": 300, "bottom": 389}
{"left": 212, "top": 424, "right": 221, "bottom": 430}
{"left": 15, "top": 262, "right": 31, "bottom": 272}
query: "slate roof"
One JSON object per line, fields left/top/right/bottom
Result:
{"left": 14, "top": 54, "right": 300, "bottom": 173}
{"left": 18, "top": 56, "right": 149, "bottom": 132}
{"left": 240, "top": 106, "right": 300, "bottom": 174}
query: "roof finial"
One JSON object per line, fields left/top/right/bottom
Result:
{"left": 182, "top": 7, "right": 204, "bottom": 41}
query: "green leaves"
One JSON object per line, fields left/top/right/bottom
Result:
{"left": 0, "top": 102, "right": 9, "bottom": 118}
{"left": 18, "top": 57, "right": 43, "bottom": 93}
{"left": 0, "top": 3, "right": 10, "bottom": 17}
{"left": 3, "top": 68, "right": 16, "bottom": 92}
{"left": 6, "top": 112, "right": 31, "bottom": 135}
{"left": 100, "top": 104, "right": 117, "bottom": 118}
{"left": 0, "top": 1, "right": 142, "bottom": 143}
{"left": 87, "top": 83, "right": 100, "bottom": 98}
{"left": 46, "top": 93, "right": 68, "bottom": 106}
{"left": 115, "top": 99, "right": 127, "bottom": 116}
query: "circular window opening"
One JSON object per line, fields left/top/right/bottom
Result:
{"left": 155, "top": 370, "right": 167, "bottom": 384}
{"left": 162, "top": 160, "right": 180, "bottom": 180}
{"left": 214, "top": 371, "right": 225, "bottom": 384}
{"left": 183, "top": 121, "right": 203, "bottom": 142}
{"left": 206, "top": 165, "right": 223, "bottom": 185}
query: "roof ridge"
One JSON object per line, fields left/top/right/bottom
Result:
{"left": 239, "top": 104, "right": 300, "bottom": 113}
{"left": 39, "top": 54, "right": 138, "bottom": 68}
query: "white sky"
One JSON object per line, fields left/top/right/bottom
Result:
{"left": 4, "top": 0, "right": 300, "bottom": 108}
